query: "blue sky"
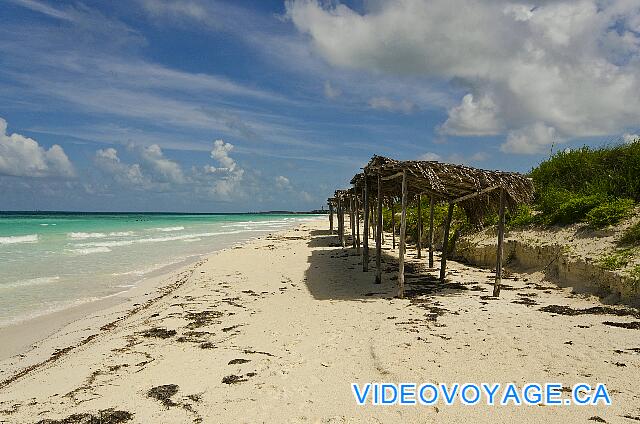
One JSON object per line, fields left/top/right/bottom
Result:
{"left": 1, "top": 0, "right": 639, "bottom": 212}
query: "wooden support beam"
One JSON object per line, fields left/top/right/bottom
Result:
{"left": 338, "top": 197, "right": 345, "bottom": 247}
{"left": 363, "top": 179, "right": 369, "bottom": 272}
{"left": 451, "top": 185, "right": 500, "bottom": 204}
{"left": 381, "top": 171, "right": 404, "bottom": 181}
{"left": 493, "top": 187, "right": 506, "bottom": 297}
{"left": 439, "top": 202, "right": 454, "bottom": 282}
{"left": 350, "top": 196, "right": 356, "bottom": 249}
{"left": 398, "top": 170, "right": 408, "bottom": 298}
{"left": 391, "top": 199, "right": 396, "bottom": 250}
{"left": 417, "top": 194, "right": 422, "bottom": 259}
{"left": 370, "top": 202, "right": 376, "bottom": 240}
{"left": 375, "top": 173, "right": 383, "bottom": 284}
{"left": 428, "top": 195, "right": 434, "bottom": 268}
{"left": 355, "top": 192, "right": 361, "bottom": 254}
{"left": 328, "top": 202, "right": 334, "bottom": 234}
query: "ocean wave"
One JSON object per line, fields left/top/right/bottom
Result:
{"left": 109, "top": 231, "right": 134, "bottom": 237}
{"left": 68, "top": 246, "right": 112, "bottom": 255}
{"left": 67, "top": 231, "right": 135, "bottom": 240}
{"left": 0, "top": 234, "right": 39, "bottom": 245}
{"left": 68, "top": 232, "right": 108, "bottom": 239}
{"left": 152, "top": 226, "right": 185, "bottom": 232}
{"left": 1, "top": 276, "right": 60, "bottom": 289}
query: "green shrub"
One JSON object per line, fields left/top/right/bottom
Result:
{"left": 599, "top": 251, "right": 632, "bottom": 270}
{"left": 546, "top": 192, "right": 607, "bottom": 225}
{"left": 506, "top": 204, "right": 536, "bottom": 227}
{"left": 530, "top": 140, "right": 640, "bottom": 202}
{"left": 585, "top": 198, "right": 635, "bottom": 228}
{"left": 620, "top": 221, "right": 640, "bottom": 246}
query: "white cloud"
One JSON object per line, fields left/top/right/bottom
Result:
{"left": 208, "top": 139, "right": 244, "bottom": 199}
{"left": 0, "top": 117, "right": 75, "bottom": 178}
{"left": 440, "top": 94, "right": 502, "bottom": 136}
{"left": 139, "top": 144, "right": 184, "bottom": 183}
{"left": 288, "top": 0, "right": 640, "bottom": 153}
{"left": 323, "top": 81, "right": 341, "bottom": 99}
{"left": 501, "top": 122, "right": 560, "bottom": 154}
{"left": 94, "top": 148, "right": 147, "bottom": 187}
{"left": 418, "top": 152, "right": 441, "bottom": 161}
{"left": 275, "top": 175, "right": 291, "bottom": 189}
{"left": 369, "top": 97, "right": 417, "bottom": 114}
{"left": 623, "top": 133, "right": 639, "bottom": 143}
{"left": 418, "top": 150, "right": 488, "bottom": 165}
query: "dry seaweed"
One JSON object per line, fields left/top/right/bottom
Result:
{"left": 36, "top": 409, "right": 133, "bottom": 424}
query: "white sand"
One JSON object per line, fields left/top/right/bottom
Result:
{"left": 0, "top": 219, "right": 638, "bottom": 423}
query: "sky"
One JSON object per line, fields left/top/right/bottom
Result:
{"left": 0, "top": 0, "right": 639, "bottom": 212}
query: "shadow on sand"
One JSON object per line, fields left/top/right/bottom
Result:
{"left": 304, "top": 229, "right": 481, "bottom": 301}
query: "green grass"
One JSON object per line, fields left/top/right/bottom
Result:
{"left": 620, "top": 221, "right": 640, "bottom": 246}
{"left": 510, "top": 140, "right": 640, "bottom": 227}
{"left": 599, "top": 250, "right": 633, "bottom": 270}
{"left": 585, "top": 198, "right": 635, "bottom": 228}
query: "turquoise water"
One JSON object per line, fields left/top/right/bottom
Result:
{"left": 0, "top": 213, "right": 319, "bottom": 327}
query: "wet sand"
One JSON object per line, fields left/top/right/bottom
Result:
{"left": 0, "top": 219, "right": 638, "bottom": 423}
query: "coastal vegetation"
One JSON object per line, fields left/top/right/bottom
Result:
{"left": 384, "top": 140, "right": 640, "bottom": 242}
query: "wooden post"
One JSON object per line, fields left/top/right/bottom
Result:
{"left": 439, "top": 203, "right": 454, "bottom": 281}
{"left": 355, "top": 192, "right": 361, "bottom": 254}
{"left": 363, "top": 178, "right": 369, "bottom": 272}
{"left": 370, "top": 203, "right": 375, "bottom": 240}
{"left": 329, "top": 202, "right": 334, "bottom": 234}
{"left": 417, "top": 194, "right": 422, "bottom": 259}
{"left": 381, "top": 211, "right": 385, "bottom": 244}
{"left": 338, "top": 197, "right": 345, "bottom": 247}
{"left": 375, "top": 173, "right": 383, "bottom": 284}
{"left": 428, "top": 196, "right": 434, "bottom": 268}
{"left": 398, "top": 170, "right": 408, "bottom": 298}
{"left": 493, "top": 187, "right": 506, "bottom": 297}
{"left": 350, "top": 196, "right": 356, "bottom": 249}
{"left": 391, "top": 200, "right": 396, "bottom": 249}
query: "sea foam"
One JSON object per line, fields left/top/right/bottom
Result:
{"left": 0, "top": 234, "right": 39, "bottom": 245}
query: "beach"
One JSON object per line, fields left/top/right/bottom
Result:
{"left": 1, "top": 218, "right": 639, "bottom": 423}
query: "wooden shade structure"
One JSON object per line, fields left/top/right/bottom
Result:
{"left": 332, "top": 155, "right": 534, "bottom": 299}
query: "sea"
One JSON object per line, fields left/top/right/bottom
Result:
{"left": 0, "top": 212, "right": 320, "bottom": 327}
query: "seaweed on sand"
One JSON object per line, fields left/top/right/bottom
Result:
{"left": 147, "top": 384, "right": 179, "bottom": 408}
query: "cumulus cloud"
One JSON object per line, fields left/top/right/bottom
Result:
{"left": 139, "top": 144, "right": 185, "bottom": 183}
{"left": 501, "top": 122, "right": 560, "bottom": 154}
{"left": 623, "top": 133, "right": 639, "bottom": 143}
{"left": 0, "top": 117, "right": 75, "bottom": 178}
{"left": 418, "top": 152, "right": 441, "bottom": 161}
{"left": 94, "top": 147, "right": 147, "bottom": 187}
{"left": 369, "top": 97, "right": 416, "bottom": 114}
{"left": 418, "top": 150, "right": 488, "bottom": 165}
{"left": 440, "top": 94, "right": 502, "bottom": 136}
{"left": 288, "top": 0, "right": 640, "bottom": 153}
{"left": 275, "top": 175, "right": 291, "bottom": 189}
{"left": 207, "top": 139, "right": 244, "bottom": 198}
{"left": 323, "top": 81, "right": 341, "bottom": 99}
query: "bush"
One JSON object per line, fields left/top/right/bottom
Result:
{"left": 599, "top": 251, "right": 632, "bottom": 270}
{"left": 620, "top": 221, "right": 640, "bottom": 246}
{"left": 585, "top": 198, "right": 635, "bottom": 228}
{"left": 506, "top": 204, "right": 536, "bottom": 227}
{"left": 530, "top": 140, "right": 640, "bottom": 202}
{"left": 539, "top": 191, "right": 607, "bottom": 225}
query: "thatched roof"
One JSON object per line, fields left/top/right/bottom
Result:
{"left": 351, "top": 155, "right": 534, "bottom": 224}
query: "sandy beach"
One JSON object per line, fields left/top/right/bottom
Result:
{"left": 0, "top": 218, "right": 639, "bottom": 423}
